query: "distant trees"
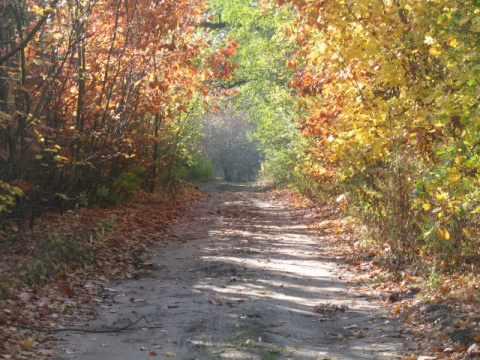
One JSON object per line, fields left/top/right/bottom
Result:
{"left": 204, "top": 0, "right": 309, "bottom": 186}
{"left": 201, "top": 109, "right": 261, "bottom": 182}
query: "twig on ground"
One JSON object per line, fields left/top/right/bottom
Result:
{"left": 17, "top": 315, "right": 161, "bottom": 333}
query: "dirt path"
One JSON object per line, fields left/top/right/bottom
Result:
{"left": 54, "top": 183, "right": 411, "bottom": 359}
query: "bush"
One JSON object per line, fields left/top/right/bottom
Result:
{"left": 17, "top": 232, "right": 94, "bottom": 284}
{"left": 344, "top": 149, "right": 427, "bottom": 269}
{"left": 340, "top": 146, "right": 480, "bottom": 274}
{"left": 185, "top": 156, "right": 215, "bottom": 182}
{"left": 93, "top": 167, "right": 144, "bottom": 205}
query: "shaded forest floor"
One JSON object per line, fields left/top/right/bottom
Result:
{"left": 0, "top": 183, "right": 479, "bottom": 359}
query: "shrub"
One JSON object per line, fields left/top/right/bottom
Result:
{"left": 345, "top": 149, "right": 427, "bottom": 269}
{"left": 185, "top": 156, "right": 215, "bottom": 182}
{"left": 18, "top": 232, "right": 94, "bottom": 284}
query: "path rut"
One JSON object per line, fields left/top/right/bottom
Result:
{"left": 55, "top": 183, "right": 411, "bottom": 359}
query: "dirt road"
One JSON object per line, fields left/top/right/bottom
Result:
{"left": 54, "top": 183, "right": 411, "bottom": 359}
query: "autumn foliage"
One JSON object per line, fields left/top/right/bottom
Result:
{"left": 0, "top": 0, "right": 237, "bottom": 228}
{"left": 282, "top": 0, "right": 480, "bottom": 271}
{"left": 2, "top": 0, "right": 479, "bottom": 271}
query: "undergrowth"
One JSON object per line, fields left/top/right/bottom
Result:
{"left": 12, "top": 216, "right": 117, "bottom": 286}
{"left": 16, "top": 232, "right": 94, "bottom": 284}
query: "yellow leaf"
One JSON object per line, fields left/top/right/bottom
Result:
{"left": 422, "top": 203, "right": 431, "bottom": 211}
{"left": 448, "top": 38, "right": 459, "bottom": 47}
{"left": 429, "top": 46, "right": 442, "bottom": 56}
{"left": 393, "top": 303, "right": 402, "bottom": 315}
{"left": 462, "top": 228, "right": 471, "bottom": 239}
{"left": 436, "top": 228, "right": 444, "bottom": 239}
{"left": 32, "top": 5, "right": 45, "bottom": 16}
{"left": 436, "top": 192, "right": 448, "bottom": 201}
{"left": 165, "top": 352, "right": 176, "bottom": 357}
{"left": 436, "top": 228, "right": 450, "bottom": 240}
{"left": 444, "top": 229, "right": 450, "bottom": 240}
{"left": 12, "top": 186, "right": 24, "bottom": 196}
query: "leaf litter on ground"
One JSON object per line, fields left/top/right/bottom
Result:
{"left": 0, "top": 187, "right": 204, "bottom": 359}
{"left": 269, "top": 188, "right": 480, "bottom": 360}
{"left": 1, "top": 185, "right": 479, "bottom": 359}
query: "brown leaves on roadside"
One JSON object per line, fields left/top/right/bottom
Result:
{"left": 0, "top": 187, "right": 202, "bottom": 359}
{"left": 272, "top": 188, "right": 480, "bottom": 360}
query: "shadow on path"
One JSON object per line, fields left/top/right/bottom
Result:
{"left": 55, "top": 183, "right": 412, "bottom": 360}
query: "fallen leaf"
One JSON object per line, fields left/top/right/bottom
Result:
{"left": 355, "top": 331, "right": 365, "bottom": 339}
{"left": 130, "top": 298, "right": 147, "bottom": 303}
{"left": 59, "top": 283, "right": 76, "bottom": 297}
{"left": 467, "top": 343, "right": 480, "bottom": 355}
{"left": 208, "top": 299, "right": 222, "bottom": 306}
{"left": 19, "top": 292, "right": 30, "bottom": 302}
{"left": 21, "top": 337, "right": 35, "bottom": 350}
{"left": 165, "top": 352, "right": 176, "bottom": 357}
{"left": 149, "top": 350, "right": 158, "bottom": 356}
{"left": 37, "top": 349, "right": 58, "bottom": 356}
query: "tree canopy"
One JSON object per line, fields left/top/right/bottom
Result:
{"left": 0, "top": 0, "right": 236, "bottom": 225}
{"left": 1, "top": 0, "right": 480, "bottom": 271}
{"left": 280, "top": 0, "right": 480, "bottom": 270}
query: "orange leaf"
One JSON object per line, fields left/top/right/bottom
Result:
{"left": 440, "top": 285, "right": 451, "bottom": 295}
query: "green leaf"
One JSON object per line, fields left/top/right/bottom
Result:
{"left": 56, "top": 193, "right": 70, "bottom": 200}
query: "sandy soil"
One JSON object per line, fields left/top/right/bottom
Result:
{"left": 53, "top": 183, "right": 412, "bottom": 359}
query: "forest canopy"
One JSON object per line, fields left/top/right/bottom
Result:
{"left": 0, "top": 0, "right": 237, "bottom": 226}
{"left": 1, "top": 0, "right": 480, "bottom": 272}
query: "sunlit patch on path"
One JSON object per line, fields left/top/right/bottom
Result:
{"left": 55, "top": 183, "right": 412, "bottom": 360}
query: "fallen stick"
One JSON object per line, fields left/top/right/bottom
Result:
{"left": 18, "top": 315, "right": 161, "bottom": 333}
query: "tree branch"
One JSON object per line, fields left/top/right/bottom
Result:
{"left": 199, "top": 21, "right": 228, "bottom": 30}
{"left": 0, "top": 0, "right": 60, "bottom": 66}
